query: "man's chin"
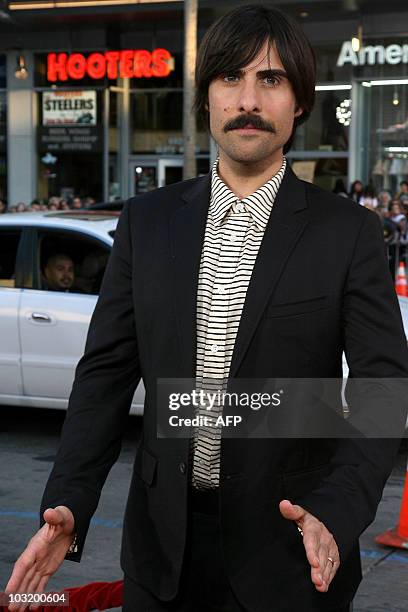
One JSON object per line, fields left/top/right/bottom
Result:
{"left": 223, "top": 148, "right": 281, "bottom": 165}
{"left": 216, "top": 135, "right": 282, "bottom": 163}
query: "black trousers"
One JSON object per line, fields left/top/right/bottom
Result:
{"left": 123, "top": 488, "right": 353, "bottom": 612}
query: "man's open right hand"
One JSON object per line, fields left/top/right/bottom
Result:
{"left": 5, "top": 506, "right": 75, "bottom": 612}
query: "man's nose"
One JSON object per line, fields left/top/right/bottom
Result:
{"left": 236, "top": 79, "right": 261, "bottom": 113}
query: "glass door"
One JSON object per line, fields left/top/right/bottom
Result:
{"left": 354, "top": 80, "right": 408, "bottom": 191}
{"left": 158, "top": 158, "right": 183, "bottom": 188}
{"left": 131, "top": 162, "right": 158, "bottom": 195}
{"left": 129, "top": 157, "right": 184, "bottom": 195}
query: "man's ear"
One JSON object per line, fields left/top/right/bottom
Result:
{"left": 294, "top": 105, "right": 303, "bottom": 119}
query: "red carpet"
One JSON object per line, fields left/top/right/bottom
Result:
{"left": 3, "top": 579, "right": 123, "bottom": 611}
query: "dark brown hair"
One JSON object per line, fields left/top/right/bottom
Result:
{"left": 194, "top": 4, "right": 316, "bottom": 153}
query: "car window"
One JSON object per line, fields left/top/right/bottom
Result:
{"left": 36, "top": 230, "right": 110, "bottom": 295}
{"left": 0, "top": 228, "right": 22, "bottom": 288}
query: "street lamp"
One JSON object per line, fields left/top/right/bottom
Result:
{"left": 351, "top": 24, "right": 363, "bottom": 53}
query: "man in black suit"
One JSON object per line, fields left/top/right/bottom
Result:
{"left": 6, "top": 5, "right": 408, "bottom": 612}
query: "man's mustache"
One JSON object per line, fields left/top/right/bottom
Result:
{"left": 223, "top": 114, "right": 276, "bottom": 133}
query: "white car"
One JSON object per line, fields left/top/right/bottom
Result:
{"left": 0, "top": 210, "right": 145, "bottom": 414}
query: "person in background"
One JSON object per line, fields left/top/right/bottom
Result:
{"left": 395, "top": 181, "right": 408, "bottom": 214}
{"left": 42, "top": 254, "right": 75, "bottom": 292}
{"left": 387, "top": 199, "right": 408, "bottom": 280}
{"left": 48, "top": 196, "right": 61, "bottom": 211}
{"left": 349, "top": 179, "right": 363, "bottom": 203}
{"left": 30, "top": 199, "right": 42, "bottom": 212}
{"left": 332, "top": 179, "right": 348, "bottom": 198}
{"left": 60, "top": 199, "right": 70, "bottom": 211}
{"left": 390, "top": 200, "right": 406, "bottom": 224}
{"left": 84, "top": 197, "right": 96, "bottom": 208}
{"left": 15, "top": 202, "right": 27, "bottom": 213}
{"left": 378, "top": 190, "right": 392, "bottom": 210}
{"left": 71, "top": 196, "right": 83, "bottom": 210}
{"left": 359, "top": 185, "right": 378, "bottom": 208}
{"left": 380, "top": 208, "right": 397, "bottom": 244}
{"left": 382, "top": 212, "right": 399, "bottom": 282}
{"left": 0, "top": 199, "right": 6, "bottom": 214}
{"left": 396, "top": 181, "right": 408, "bottom": 208}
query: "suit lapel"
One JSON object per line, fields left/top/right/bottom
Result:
{"left": 170, "top": 174, "right": 211, "bottom": 377}
{"left": 229, "top": 166, "right": 310, "bottom": 379}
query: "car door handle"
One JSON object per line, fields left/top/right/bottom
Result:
{"left": 30, "top": 312, "right": 52, "bottom": 323}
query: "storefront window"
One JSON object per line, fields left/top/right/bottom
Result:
{"left": 131, "top": 90, "right": 181, "bottom": 153}
{"left": 290, "top": 158, "right": 348, "bottom": 193}
{"left": 130, "top": 157, "right": 210, "bottom": 195}
{"left": 284, "top": 45, "right": 351, "bottom": 191}
{"left": 131, "top": 91, "right": 209, "bottom": 154}
{"left": 37, "top": 89, "right": 103, "bottom": 201}
{"left": 315, "top": 44, "right": 353, "bottom": 83}
{"left": 355, "top": 81, "right": 408, "bottom": 193}
{"left": 293, "top": 89, "right": 350, "bottom": 153}
{"left": 289, "top": 86, "right": 349, "bottom": 192}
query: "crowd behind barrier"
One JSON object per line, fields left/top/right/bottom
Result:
{"left": 344, "top": 180, "right": 408, "bottom": 281}
{"left": 0, "top": 195, "right": 97, "bottom": 213}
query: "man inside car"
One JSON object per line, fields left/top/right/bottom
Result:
{"left": 42, "top": 253, "right": 75, "bottom": 293}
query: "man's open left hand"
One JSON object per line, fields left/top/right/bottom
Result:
{"left": 279, "top": 499, "right": 340, "bottom": 592}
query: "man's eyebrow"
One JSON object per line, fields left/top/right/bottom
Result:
{"left": 256, "top": 69, "right": 288, "bottom": 79}
{"left": 220, "top": 68, "right": 288, "bottom": 79}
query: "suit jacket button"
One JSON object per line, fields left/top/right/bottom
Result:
{"left": 179, "top": 462, "right": 187, "bottom": 474}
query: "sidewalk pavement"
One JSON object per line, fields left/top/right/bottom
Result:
{"left": 0, "top": 410, "right": 406, "bottom": 611}
{"left": 353, "top": 447, "right": 407, "bottom": 612}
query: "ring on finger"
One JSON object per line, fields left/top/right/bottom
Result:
{"left": 327, "top": 556, "right": 335, "bottom": 565}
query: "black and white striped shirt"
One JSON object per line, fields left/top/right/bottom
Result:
{"left": 190, "top": 156, "right": 287, "bottom": 489}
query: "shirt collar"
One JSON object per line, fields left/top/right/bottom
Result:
{"left": 210, "top": 157, "right": 286, "bottom": 231}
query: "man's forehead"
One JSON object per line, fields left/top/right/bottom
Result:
{"left": 52, "top": 257, "right": 73, "bottom": 266}
{"left": 239, "top": 41, "right": 284, "bottom": 73}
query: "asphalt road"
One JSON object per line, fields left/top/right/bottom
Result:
{"left": 0, "top": 407, "right": 407, "bottom": 611}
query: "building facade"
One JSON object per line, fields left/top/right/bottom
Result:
{"left": 1, "top": 0, "right": 407, "bottom": 206}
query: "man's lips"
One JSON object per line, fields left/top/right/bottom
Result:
{"left": 232, "top": 125, "right": 263, "bottom": 131}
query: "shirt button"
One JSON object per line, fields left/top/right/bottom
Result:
{"left": 179, "top": 462, "right": 186, "bottom": 474}
{"left": 211, "top": 344, "right": 219, "bottom": 353}
{"left": 216, "top": 286, "right": 227, "bottom": 295}
{"left": 236, "top": 202, "right": 245, "bottom": 212}
{"left": 229, "top": 232, "right": 237, "bottom": 242}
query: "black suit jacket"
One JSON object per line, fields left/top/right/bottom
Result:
{"left": 41, "top": 166, "right": 408, "bottom": 612}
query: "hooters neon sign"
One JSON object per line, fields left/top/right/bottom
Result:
{"left": 47, "top": 49, "right": 173, "bottom": 82}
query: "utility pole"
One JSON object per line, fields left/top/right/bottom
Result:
{"left": 183, "top": 0, "right": 198, "bottom": 180}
